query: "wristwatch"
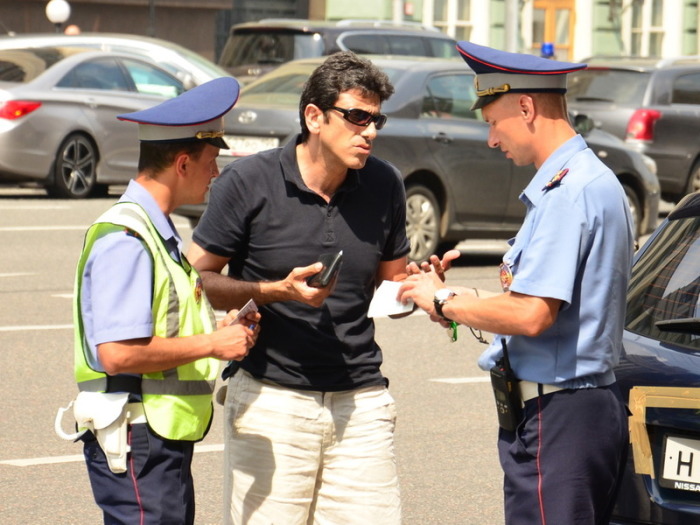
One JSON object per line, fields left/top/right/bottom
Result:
{"left": 434, "top": 288, "right": 457, "bottom": 321}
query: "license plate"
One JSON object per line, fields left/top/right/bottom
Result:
{"left": 660, "top": 435, "right": 700, "bottom": 492}
{"left": 222, "top": 135, "right": 279, "bottom": 157}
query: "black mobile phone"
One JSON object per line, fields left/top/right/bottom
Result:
{"left": 307, "top": 250, "right": 343, "bottom": 288}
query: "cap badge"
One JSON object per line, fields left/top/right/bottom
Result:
{"left": 195, "top": 130, "right": 225, "bottom": 140}
{"left": 499, "top": 262, "right": 513, "bottom": 292}
{"left": 475, "top": 83, "right": 511, "bottom": 97}
{"left": 543, "top": 168, "right": 569, "bottom": 192}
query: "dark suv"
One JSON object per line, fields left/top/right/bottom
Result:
{"left": 567, "top": 57, "right": 700, "bottom": 202}
{"left": 218, "top": 18, "right": 458, "bottom": 85}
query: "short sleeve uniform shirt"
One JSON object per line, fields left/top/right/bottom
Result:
{"left": 478, "top": 135, "right": 634, "bottom": 389}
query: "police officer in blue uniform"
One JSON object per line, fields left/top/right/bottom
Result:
{"left": 66, "top": 77, "right": 261, "bottom": 525}
{"left": 399, "top": 42, "right": 634, "bottom": 524}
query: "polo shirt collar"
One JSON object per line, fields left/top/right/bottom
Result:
{"left": 280, "top": 135, "right": 360, "bottom": 196}
{"left": 521, "top": 134, "right": 587, "bottom": 207}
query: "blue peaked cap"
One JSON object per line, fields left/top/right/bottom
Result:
{"left": 118, "top": 76, "right": 240, "bottom": 149}
{"left": 456, "top": 41, "right": 587, "bottom": 110}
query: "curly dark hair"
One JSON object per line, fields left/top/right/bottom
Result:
{"left": 298, "top": 51, "right": 394, "bottom": 142}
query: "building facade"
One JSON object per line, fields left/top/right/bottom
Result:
{"left": 0, "top": 1, "right": 697, "bottom": 63}
{"left": 324, "top": 0, "right": 700, "bottom": 61}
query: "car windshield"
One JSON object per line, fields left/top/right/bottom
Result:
{"left": 625, "top": 210, "right": 700, "bottom": 350}
{"left": 0, "top": 47, "right": 85, "bottom": 82}
{"left": 567, "top": 69, "right": 651, "bottom": 105}
{"left": 220, "top": 31, "right": 325, "bottom": 68}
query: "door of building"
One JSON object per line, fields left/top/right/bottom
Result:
{"left": 532, "top": 0, "right": 575, "bottom": 60}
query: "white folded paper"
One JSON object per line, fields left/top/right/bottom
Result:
{"left": 368, "top": 280, "right": 414, "bottom": 318}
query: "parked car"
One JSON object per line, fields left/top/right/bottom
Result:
{"left": 0, "top": 46, "right": 185, "bottom": 198}
{"left": 176, "top": 56, "right": 660, "bottom": 262}
{"left": 0, "top": 32, "right": 233, "bottom": 89}
{"left": 567, "top": 56, "right": 700, "bottom": 202}
{"left": 218, "top": 18, "right": 459, "bottom": 84}
{"left": 611, "top": 190, "right": 700, "bottom": 524}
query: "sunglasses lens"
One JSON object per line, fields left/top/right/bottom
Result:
{"left": 347, "top": 109, "right": 373, "bottom": 126}
{"left": 375, "top": 114, "right": 387, "bottom": 130}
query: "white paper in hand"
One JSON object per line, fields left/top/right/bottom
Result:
{"left": 368, "top": 280, "right": 414, "bottom": 318}
{"left": 231, "top": 299, "right": 258, "bottom": 326}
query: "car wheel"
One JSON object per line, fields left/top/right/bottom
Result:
{"left": 47, "top": 134, "right": 97, "bottom": 199}
{"left": 623, "top": 183, "right": 641, "bottom": 240}
{"left": 405, "top": 185, "right": 441, "bottom": 263}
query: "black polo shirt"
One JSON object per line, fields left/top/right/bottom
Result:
{"left": 193, "top": 137, "right": 410, "bottom": 391}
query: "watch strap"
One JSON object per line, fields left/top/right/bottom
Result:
{"left": 434, "top": 299, "right": 450, "bottom": 321}
{"left": 434, "top": 291, "right": 456, "bottom": 321}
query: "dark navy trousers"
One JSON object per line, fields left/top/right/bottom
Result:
{"left": 498, "top": 384, "right": 629, "bottom": 525}
{"left": 82, "top": 423, "right": 195, "bottom": 525}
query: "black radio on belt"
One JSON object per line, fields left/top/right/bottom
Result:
{"left": 489, "top": 338, "right": 522, "bottom": 432}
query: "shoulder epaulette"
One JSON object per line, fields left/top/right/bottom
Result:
{"left": 543, "top": 168, "right": 569, "bottom": 192}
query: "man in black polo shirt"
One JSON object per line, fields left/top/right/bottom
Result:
{"left": 187, "top": 52, "right": 408, "bottom": 524}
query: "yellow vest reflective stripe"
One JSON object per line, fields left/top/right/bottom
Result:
{"left": 73, "top": 202, "right": 219, "bottom": 441}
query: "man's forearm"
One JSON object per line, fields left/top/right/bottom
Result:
{"left": 442, "top": 292, "right": 560, "bottom": 337}
{"left": 199, "top": 270, "right": 292, "bottom": 310}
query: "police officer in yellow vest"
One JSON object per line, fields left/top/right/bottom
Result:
{"left": 61, "top": 77, "right": 259, "bottom": 524}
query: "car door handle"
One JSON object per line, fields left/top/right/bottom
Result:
{"left": 433, "top": 132, "right": 453, "bottom": 144}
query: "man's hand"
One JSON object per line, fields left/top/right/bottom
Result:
{"left": 283, "top": 263, "right": 334, "bottom": 307}
{"left": 210, "top": 320, "right": 259, "bottom": 362}
{"left": 398, "top": 270, "right": 444, "bottom": 317}
{"left": 406, "top": 249, "right": 461, "bottom": 281}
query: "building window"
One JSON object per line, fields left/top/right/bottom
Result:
{"left": 631, "top": 0, "right": 664, "bottom": 56}
{"left": 531, "top": 0, "right": 574, "bottom": 60}
{"left": 431, "top": 0, "right": 472, "bottom": 40}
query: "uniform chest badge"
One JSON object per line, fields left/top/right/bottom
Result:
{"left": 499, "top": 262, "right": 513, "bottom": 292}
{"left": 543, "top": 168, "right": 569, "bottom": 191}
{"left": 194, "top": 277, "right": 203, "bottom": 304}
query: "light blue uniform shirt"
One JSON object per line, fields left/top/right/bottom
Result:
{"left": 478, "top": 135, "right": 634, "bottom": 389}
{"left": 80, "top": 180, "right": 183, "bottom": 370}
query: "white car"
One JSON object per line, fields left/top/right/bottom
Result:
{"left": 0, "top": 33, "right": 231, "bottom": 89}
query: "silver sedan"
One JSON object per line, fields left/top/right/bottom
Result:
{"left": 0, "top": 46, "right": 185, "bottom": 198}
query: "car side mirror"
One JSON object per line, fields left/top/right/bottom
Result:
{"left": 572, "top": 113, "right": 594, "bottom": 135}
{"left": 175, "top": 72, "right": 197, "bottom": 91}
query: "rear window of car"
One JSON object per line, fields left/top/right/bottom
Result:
{"left": 219, "top": 31, "right": 325, "bottom": 69}
{"left": 672, "top": 72, "right": 700, "bottom": 104}
{"left": 567, "top": 68, "right": 651, "bottom": 106}
{"left": 0, "top": 47, "right": 84, "bottom": 82}
{"left": 625, "top": 210, "right": 700, "bottom": 350}
{"left": 338, "top": 33, "right": 458, "bottom": 58}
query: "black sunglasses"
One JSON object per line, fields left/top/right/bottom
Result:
{"left": 329, "top": 106, "right": 388, "bottom": 130}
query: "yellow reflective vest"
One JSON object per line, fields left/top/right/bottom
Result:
{"left": 73, "top": 202, "right": 218, "bottom": 441}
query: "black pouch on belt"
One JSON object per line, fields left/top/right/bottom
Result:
{"left": 489, "top": 338, "right": 523, "bottom": 432}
